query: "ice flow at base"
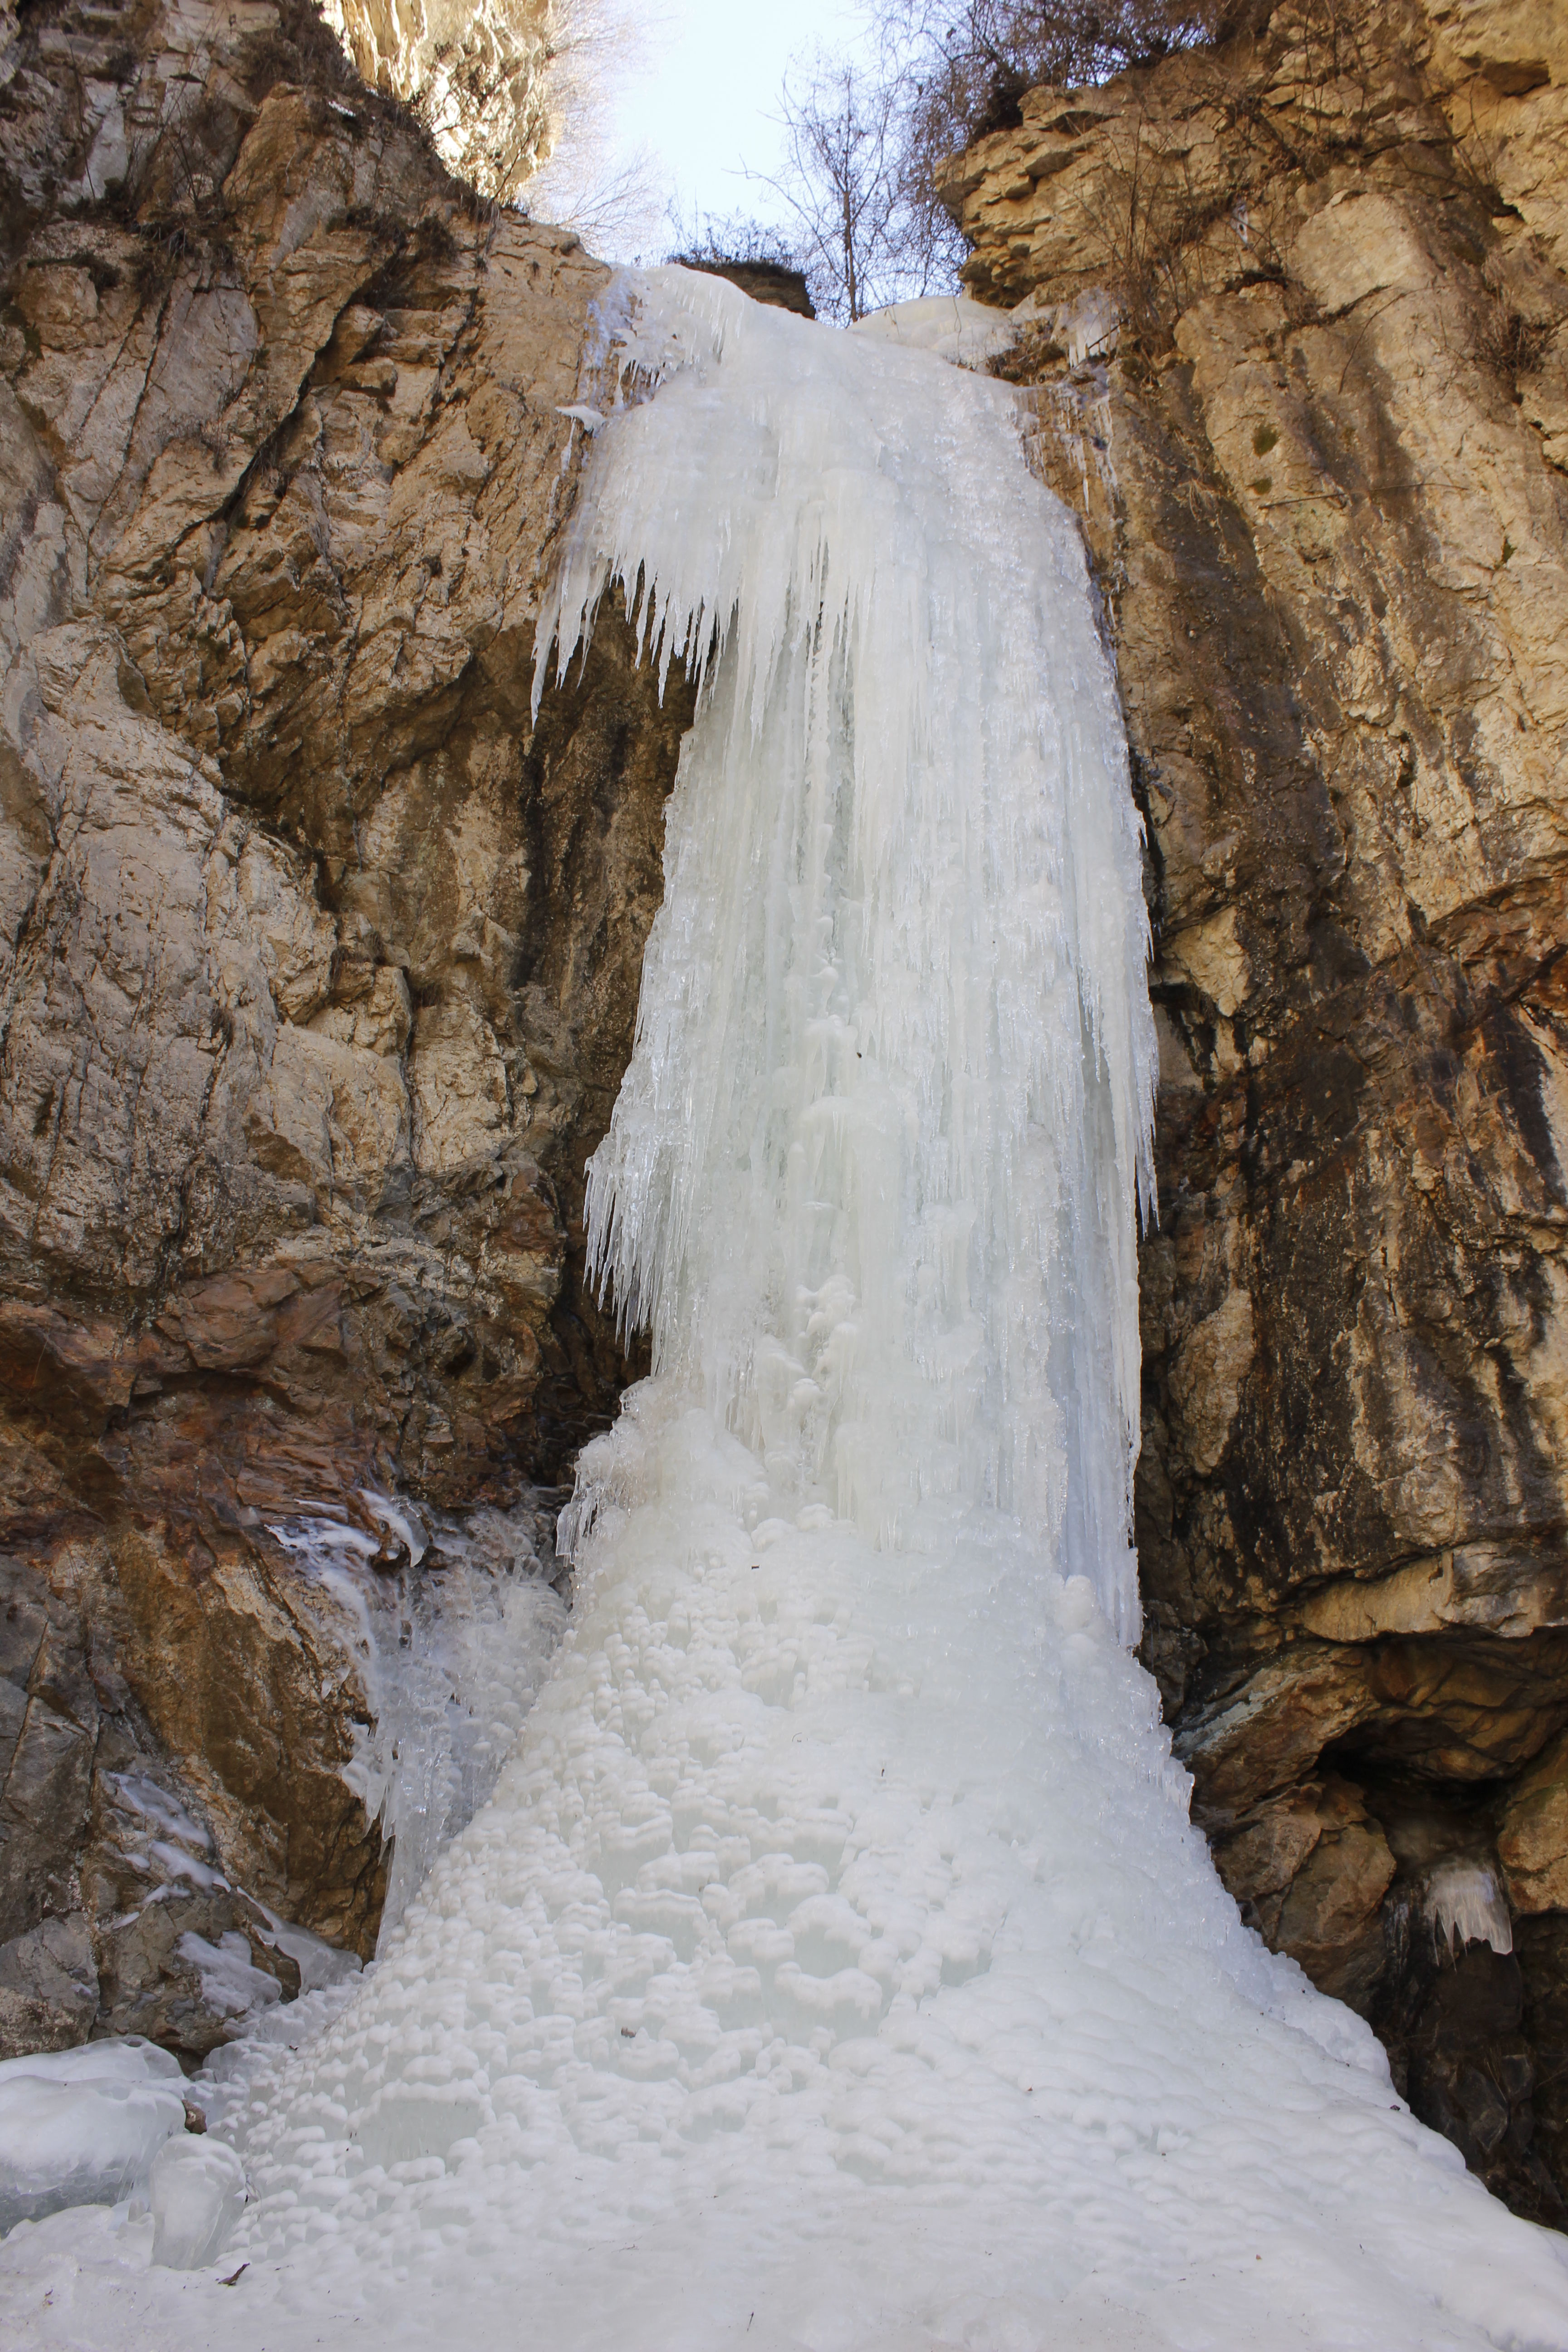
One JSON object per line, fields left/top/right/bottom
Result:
{"left": 13, "top": 268, "right": 1568, "bottom": 2352}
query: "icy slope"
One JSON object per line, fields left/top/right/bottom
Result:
{"left": 3, "top": 269, "right": 1566, "bottom": 2352}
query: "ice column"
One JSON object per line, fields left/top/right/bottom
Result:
{"left": 539, "top": 266, "right": 1156, "bottom": 1638}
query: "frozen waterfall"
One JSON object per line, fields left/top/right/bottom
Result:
{"left": 5, "top": 269, "right": 1567, "bottom": 2352}
{"left": 545, "top": 273, "right": 1156, "bottom": 1646}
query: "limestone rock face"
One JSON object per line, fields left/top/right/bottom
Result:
{"left": 321, "top": 0, "right": 558, "bottom": 201}
{"left": 946, "top": 0, "right": 1568, "bottom": 2221}
{"left": 0, "top": 1545, "right": 325, "bottom": 2058}
{"left": 0, "top": 0, "right": 686, "bottom": 2043}
{"left": 1499, "top": 1729, "right": 1568, "bottom": 1911}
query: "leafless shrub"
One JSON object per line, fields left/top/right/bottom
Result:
{"left": 668, "top": 211, "right": 802, "bottom": 277}
{"left": 512, "top": 0, "right": 664, "bottom": 254}
{"left": 666, "top": 211, "right": 817, "bottom": 305}
{"left": 873, "top": 0, "right": 1229, "bottom": 299}
{"left": 1476, "top": 265, "right": 1554, "bottom": 397}
{"left": 1085, "top": 88, "right": 1290, "bottom": 351}
{"left": 881, "top": 0, "right": 1226, "bottom": 153}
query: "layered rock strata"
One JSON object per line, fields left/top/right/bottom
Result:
{"left": 321, "top": 0, "right": 559, "bottom": 200}
{"left": 0, "top": 0, "right": 684, "bottom": 2051}
{"left": 944, "top": 0, "right": 1568, "bottom": 2220}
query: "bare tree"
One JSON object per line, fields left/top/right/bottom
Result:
{"left": 518, "top": 0, "right": 667, "bottom": 258}
{"left": 524, "top": 136, "right": 666, "bottom": 258}
{"left": 749, "top": 53, "right": 935, "bottom": 324}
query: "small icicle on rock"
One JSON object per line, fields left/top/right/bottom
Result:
{"left": 8, "top": 268, "right": 1567, "bottom": 2352}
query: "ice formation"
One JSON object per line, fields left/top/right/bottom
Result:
{"left": 1424, "top": 1857, "right": 1516, "bottom": 1959}
{"left": 272, "top": 1493, "right": 568, "bottom": 1940}
{"left": 545, "top": 271, "right": 1156, "bottom": 1644}
{"left": 146, "top": 2135, "right": 247, "bottom": 2271}
{"left": 3, "top": 269, "right": 1567, "bottom": 2351}
{"left": 0, "top": 2041, "right": 186, "bottom": 2234}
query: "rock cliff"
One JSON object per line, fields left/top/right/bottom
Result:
{"left": 0, "top": 0, "right": 686, "bottom": 2053}
{"left": 944, "top": 0, "right": 1568, "bottom": 2221}
{"left": 7, "top": 0, "right": 1568, "bottom": 2237}
{"left": 322, "top": 0, "right": 559, "bottom": 201}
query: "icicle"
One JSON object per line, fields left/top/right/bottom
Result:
{"left": 1423, "top": 1857, "right": 1514, "bottom": 1957}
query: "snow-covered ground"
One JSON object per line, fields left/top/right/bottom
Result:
{"left": 4, "top": 270, "right": 1566, "bottom": 2352}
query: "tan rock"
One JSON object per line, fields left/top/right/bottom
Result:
{"left": 1299, "top": 1542, "right": 1568, "bottom": 1642}
{"left": 1215, "top": 1775, "right": 1396, "bottom": 2012}
{"left": 249, "top": 1024, "right": 412, "bottom": 1205}
{"left": 1274, "top": 1782, "right": 1397, "bottom": 2013}
{"left": 1213, "top": 1784, "right": 1327, "bottom": 1916}
{"left": 1499, "top": 1728, "right": 1568, "bottom": 1911}
{"left": 0, "top": 0, "right": 692, "bottom": 2040}
{"left": 1176, "top": 1642, "right": 1377, "bottom": 1823}
{"left": 409, "top": 993, "right": 510, "bottom": 1175}
{"left": 108, "top": 1523, "right": 384, "bottom": 1948}
{"left": 322, "top": 0, "right": 558, "bottom": 200}
{"left": 945, "top": 12, "right": 1568, "bottom": 2066}
{"left": 0, "top": 0, "right": 683, "bottom": 1528}
{"left": 1167, "top": 1285, "right": 1253, "bottom": 1475}
{"left": 311, "top": 966, "right": 413, "bottom": 1056}
{"left": 1160, "top": 904, "right": 1251, "bottom": 1019}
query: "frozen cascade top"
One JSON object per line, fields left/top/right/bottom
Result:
{"left": 539, "top": 267, "right": 1157, "bottom": 1639}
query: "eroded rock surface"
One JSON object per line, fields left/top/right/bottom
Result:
{"left": 946, "top": 0, "right": 1568, "bottom": 2218}
{"left": 321, "top": 0, "right": 558, "bottom": 201}
{"left": 0, "top": 0, "right": 686, "bottom": 2046}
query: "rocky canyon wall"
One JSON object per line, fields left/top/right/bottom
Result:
{"left": 6, "top": 0, "right": 1568, "bottom": 2242}
{"left": 943, "top": 0, "right": 1568, "bottom": 2221}
{"left": 321, "top": 0, "right": 560, "bottom": 202}
{"left": 0, "top": 0, "right": 686, "bottom": 2055}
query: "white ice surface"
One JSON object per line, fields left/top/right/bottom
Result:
{"left": 3, "top": 269, "right": 1566, "bottom": 2349}
{"left": 849, "top": 293, "right": 1022, "bottom": 367}
{"left": 0, "top": 2042, "right": 186, "bottom": 2234}
{"left": 147, "top": 2137, "right": 246, "bottom": 2272}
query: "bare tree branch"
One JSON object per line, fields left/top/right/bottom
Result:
{"left": 745, "top": 51, "right": 946, "bottom": 323}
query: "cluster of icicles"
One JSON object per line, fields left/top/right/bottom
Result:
{"left": 4, "top": 271, "right": 1566, "bottom": 2352}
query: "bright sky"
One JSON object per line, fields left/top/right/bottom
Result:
{"left": 588, "top": 1, "right": 879, "bottom": 261}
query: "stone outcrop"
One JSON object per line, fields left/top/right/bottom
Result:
{"left": 680, "top": 257, "right": 817, "bottom": 318}
{"left": 0, "top": 0, "right": 686, "bottom": 2051}
{"left": 0, "top": 1540, "right": 331, "bottom": 2057}
{"left": 944, "top": 0, "right": 1568, "bottom": 2220}
{"left": 321, "top": 0, "right": 559, "bottom": 201}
